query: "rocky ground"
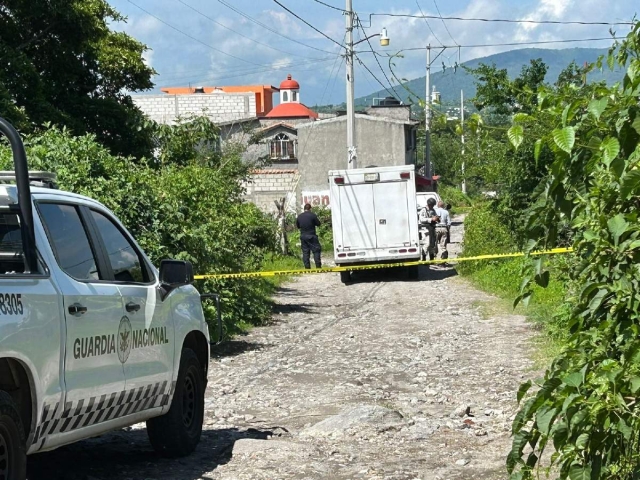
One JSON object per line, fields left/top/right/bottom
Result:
{"left": 28, "top": 216, "right": 538, "bottom": 480}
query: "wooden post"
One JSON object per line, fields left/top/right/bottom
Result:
{"left": 274, "top": 198, "right": 289, "bottom": 255}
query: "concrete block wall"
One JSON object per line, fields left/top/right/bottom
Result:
{"left": 243, "top": 170, "right": 300, "bottom": 215}
{"left": 133, "top": 93, "right": 256, "bottom": 124}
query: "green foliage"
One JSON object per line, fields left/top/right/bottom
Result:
{"left": 459, "top": 204, "right": 572, "bottom": 356}
{"left": 466, "top": 59, "right": 548, "bottom": 115}
{"left": 505, "top": 22, "right": 640, "bottom": 479}
{"left": 0, "top": 0, "right": 155, "bottom": 158}
{"left": 459, "top": 202, "right": 515, "bottom": 257}
{"left": 0, "top": 117, "right": 279, "bottom": 339}
{"left": 437, "top": 184, "right": 473, "bottom": 208}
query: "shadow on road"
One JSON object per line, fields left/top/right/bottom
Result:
{"left": 345, "top": 265, "right": 457, "bottom": 285}
{"left": 211, "top": 340, "right": 269, "bottom": 359}
{"left": 27, "top": 426, "right": 274, "bottom": 480}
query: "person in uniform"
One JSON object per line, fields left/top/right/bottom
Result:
{"left": 419, "top": 198, "right": 440, "bottom": 260}
{"left": 434, "top": 200, "right": 451, "bottom": 259}
{"left": 296, "top": 203, "right": 322, "bottom": 269}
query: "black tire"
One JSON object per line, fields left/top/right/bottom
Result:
{"left": 0, "top": 391, "right": 26, "bottom": 480}
{"left": 147, "top": 348, "right": 204, "bottom": 458}
{"left": 407, "top": 265, "right": 420, "bottom": 280}
{"left": 340, "top": 270, "right": 351, "bottom": 284}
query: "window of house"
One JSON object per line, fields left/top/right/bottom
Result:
{"left": 292, "top": 91, "right": 298, "bottom": 102}
{"left": 282, "top": 91, "right": 289, "bottom": 102}
{"left": 269, "top": 133, "right": 297, "bottom": 160}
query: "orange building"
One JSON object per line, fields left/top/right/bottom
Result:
{"left": 160, "top": 85, "right": 279, "bottom": 117}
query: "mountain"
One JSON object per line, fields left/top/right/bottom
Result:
{"left": 348, "top": 47, "right": 623, "bottom": 109}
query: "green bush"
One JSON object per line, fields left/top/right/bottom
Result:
{"left": 438, "top": 184, "right": 473, "bottom": 208}
{"left": 456, "top": 201, "right": 516, "bottom": 276}
{"left": 458, "top": 202, "right": 570, "bottom": 346}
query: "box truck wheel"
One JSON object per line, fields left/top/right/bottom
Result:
{"left": 340, "top": 271, "right": 351, "bottom": 284}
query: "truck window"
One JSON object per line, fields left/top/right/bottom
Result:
{"left": 38, "top": 203, "right": 100, "bottom": 281}
{"left": 90, "top": 210, "right": 148, "bottom": 283}
{"left": 0, "top": 213, "right": 25, "bottom": 274}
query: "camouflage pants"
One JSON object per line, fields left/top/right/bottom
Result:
{"left": 436, "top": 227, "right": 448, "bottom": 258}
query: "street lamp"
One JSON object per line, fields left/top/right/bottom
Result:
{"left": 379, "top": 28, "right": 389, "bottom": 46}
{"left": 352, "top": 27, "right": 390, "bottom": 47}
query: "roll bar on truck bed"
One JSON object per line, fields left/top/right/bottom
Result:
{"left": 0, "top": 116, "right": 38, "bottom": 273}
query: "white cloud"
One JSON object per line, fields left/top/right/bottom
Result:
{"left": 111, "top": 0, "right": 636, "bottom": 103}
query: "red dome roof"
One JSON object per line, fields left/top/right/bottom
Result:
{"left": 280, "top": 74, "right": 300, "bottom": 90}
{"left": 265, "top": 102, "right": 318, "bottom": 119}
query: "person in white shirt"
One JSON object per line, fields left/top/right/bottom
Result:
{"left": 434, "top": 200, "right": 451, "bottom": 259}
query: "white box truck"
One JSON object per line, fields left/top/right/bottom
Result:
{"left": 328, "top": 165, "right": 420, "bottom": 283}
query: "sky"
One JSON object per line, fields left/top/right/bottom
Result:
{"left": 109, "top": 0, "right": 638, "bottom": 105}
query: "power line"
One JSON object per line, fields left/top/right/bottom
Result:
{"left": 354, "top": 54, "right": 396, "bottom": 99}
{"left": 156, "top": 57, "right": 336, "bottom": 84}
{"left": 162, "top": 58, "right": 337, "bottom": 86}
{"left": 415, "top": 0, "right": 443, "bottom": 46}
{"left": 359, "top": 36, "right": 624, "bottom": 53}
{"left": 215, "top": 0, "right": 338, "bottom": 55}
{"left": 272, "top": 0, "right": 345, "bottom": 50}
{"left": 433, "top": 0, "right": 459, "bottom": 47}
{"left": 356, "top": 17, "right": 398, "bottom": 99}
{"left": 127, "top": 0, "right": 267, "bottom": 66}
{"left": 370, "top": 12, "right": 634, "bottom": 26}
{"left": 175, "top": 0, "right": 330, "bottom": 60}
{"left": 312, "top": 0, "right": 346, "bottom": 12}
{"left": 407, "top": 36, "right": 625, "bottom": 50}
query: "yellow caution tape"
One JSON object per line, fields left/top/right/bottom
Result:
{"left": 194, "top": 247, "right": 573, "bottom": 280}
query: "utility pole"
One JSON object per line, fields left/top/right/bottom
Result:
{"left": 461, "top": 89, "right": 466, "bottom": 194}
{"left": 345, "top": 0, "right": 356, "bottom": 169}
{"left": 424, "top": 45, "right": 431, "bottom": 179}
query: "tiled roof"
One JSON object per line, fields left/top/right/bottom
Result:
{"left": 264, "top": 102, "right": 318, "bottom": 119}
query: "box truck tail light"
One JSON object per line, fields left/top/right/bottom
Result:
{"left": 399, "top": 249, "right": 407, "bottom": 254}
{"left": 389, "top": 249, "right": 398, "bottom": 254}
{"left": 337, "top": 253, "right": 347, "bottom": 258}
{"left": 400, "top": 172, "right": 411, "bottom": 179}
{"left": 334, "top": 177, "right": 345, "bottom": 184}
{"left": 347, "top": 252, "right": 356, "bottom": 257}
{"left": 408, "top": 248, "right": 417, "bottom": 253}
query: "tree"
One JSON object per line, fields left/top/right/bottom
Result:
{"left": 555, "top": 60, "right": 587, "bottom": 87}
{"left": 467, "top": 59, "right": 548, "bottom": 115}
{"left": 0, "top": 0, "right": 156, "bottom": 158}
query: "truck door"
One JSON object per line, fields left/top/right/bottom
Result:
{"left": 373, "top": 181, "right": 411, "bottom": 247}
{"left": 339, "top": 184, "right": 376, "bottom": 249}
{"left": 37, "top": 202, "right": 126, "bottom": 440}
{"left": 87, "top": 209, "right": 173, "bottom": 404}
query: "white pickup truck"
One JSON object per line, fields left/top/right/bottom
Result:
{"left": 328, "top": 165, "right": 421, "bottom": 283}
{"left": 0, "top": 117, "right": 210, "bottom": 479}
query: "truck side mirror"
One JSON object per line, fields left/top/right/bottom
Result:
{"left": 159, "top": 260, "right": 194, "bottom": 287}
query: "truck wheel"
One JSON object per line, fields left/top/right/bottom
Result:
{"left": 340, "top": 271, "right": 351, "bottom": 284}
{"left": 0, "top": 391, "right": 26, "bottom": 480}
{"left": 147, "top": 348, "right": 204, "bottom": 458}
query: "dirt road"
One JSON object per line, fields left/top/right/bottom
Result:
{"left": 28, "top": 217, "right": 537, "bottom": 480}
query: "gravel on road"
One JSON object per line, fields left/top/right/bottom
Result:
{"left": 28, "top": 216, "right": 537, "bottom": 480}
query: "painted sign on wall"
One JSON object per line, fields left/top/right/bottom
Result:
{"left": 302, "top": 190, "right": 331, "bottom": 207}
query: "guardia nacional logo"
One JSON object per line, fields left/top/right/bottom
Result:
{"left": 117, "top": 316, "right": 132, "bottom": 364}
